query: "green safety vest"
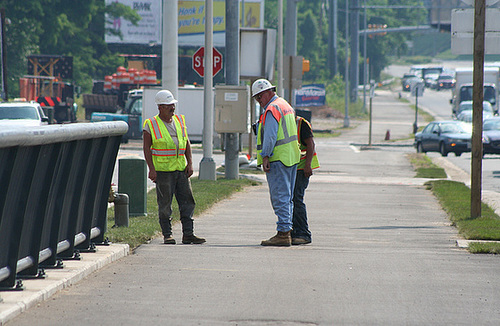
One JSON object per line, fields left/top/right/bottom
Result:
{"left": 257, "top": 97, "right": 300, "bottom": 167}
{"left": 296, "top": 116, "right": 320, "bottom": 170}
{"left": 145, "top": 114, "right": 188, "bottom": 172}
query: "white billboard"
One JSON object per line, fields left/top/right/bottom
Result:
{"left": 105, "top": 0, "right": 162, "bottom": 44}
{"left": 105, "top": 0, "right": 264, "bottom": 46}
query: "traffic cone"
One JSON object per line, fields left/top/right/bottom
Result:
{"left": 385, "top": 130, "right": 390, "bottom": 140}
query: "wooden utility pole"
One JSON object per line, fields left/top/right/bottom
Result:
{"left": 471, "top": 0, "right": 485, "bottom": 218}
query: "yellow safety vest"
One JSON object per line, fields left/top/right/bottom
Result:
{"left": 296, "top": 116, "right": 320, "bottom": 170}
{"left": 145, "top": 114, "right": 188, "bottom": 172}
{"left": 257, "top": 97, "right": 300, "bottom": 167}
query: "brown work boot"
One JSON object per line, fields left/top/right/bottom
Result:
{"left": 182, "top": 234, "right": 206, "bottom": 244}
{"left": 261, "top": 231, "right": 292, "bottom": 246}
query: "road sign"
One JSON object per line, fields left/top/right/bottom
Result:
{"left": 192, "top": 47, "right": 223, "bottom": 77}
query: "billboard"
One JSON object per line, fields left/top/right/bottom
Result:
{"left": 105, "top": 0, "right": 264, "bottom": 46}
{"left": 105, "top": 0, "right": 162, "bottom": 44}
{"left": 295, "top": 84, "right": 326, "bottom": 107}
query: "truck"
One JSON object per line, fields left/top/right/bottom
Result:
{"left": 91, "top": 86, "right": 210, "bottom": 144}
{"left": 451, "top": 66, "right": 500, "bottom": 116}
{"left": 90, "top": 89, "right": 143, "bottom": 143}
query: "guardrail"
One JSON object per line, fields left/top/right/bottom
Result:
{"left": 0, "top": 121, "right": 128, "bottom": 290}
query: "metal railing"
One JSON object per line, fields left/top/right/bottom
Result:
{"left": 0, "top": 121, "right": 127, "bottom": 290}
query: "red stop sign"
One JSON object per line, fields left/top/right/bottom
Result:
{"left": 192, "top": 47, "right": 223, "bottom": 77}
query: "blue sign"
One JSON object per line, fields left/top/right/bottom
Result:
{"left": 295, "top": 84, "right": 326, "bottom": 107}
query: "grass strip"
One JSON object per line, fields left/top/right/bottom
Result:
{"left": 407, "top": 153, "right": 447, "bottom": 179}
{"left": 105, "top": 176, "right": 260, "bottom": 250}
{"left": 425, "top": 180, "right": 500, "bottom": 253}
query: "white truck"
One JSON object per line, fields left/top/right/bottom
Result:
{"left": 451, "top": 66, "right": 500, "bottom": 116}
{"left": 142, "top": 86, "right": 214, "bottom": 143}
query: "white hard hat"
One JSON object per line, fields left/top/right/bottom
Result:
{"left": 251, "top": 79, "right": 276, "bottom": 97}
{"left": 155, "top": 90, "right": 178, "bottom": 105}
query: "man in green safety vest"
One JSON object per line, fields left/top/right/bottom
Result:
{"left": 143, "top": 90, "right": 205, "bottom": 245}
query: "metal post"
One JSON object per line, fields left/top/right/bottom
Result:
{"left": 285, "top": 0, "right": 298, "bottom": 56}
{"left": 369, "top": 81, "right": 374, "bottom": 146}
{"left": 285, "top": 0, "right": 298, "bottom": 102}
{"left": 413, "top": 89, "right": 419, "bottom": 134}
{"left": 471, "top": 0, "right": 485, "bottom": 218}
{"left": 277, "top": 0, "right": 284, "bottom": 97}
{"left": 344, "top": 0, "right": 350, "bottom": 128}
{"left": 349, "top": 0, "right": 359, "bottom": 103}
{"left": 199, "top": 0, "right": 217, "bottom": 180}
{"left": 162, "top": 0, "right": 178, "bottom": 98}
{"left": 224, "top": 0, "right": 240, "bottom": 180}
{"left": 333, "top": 0, "right": 338, "bottom": 76}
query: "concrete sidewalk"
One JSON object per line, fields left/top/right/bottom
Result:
{"left": 3, "top": 90, "right": 500, "bottom": 325}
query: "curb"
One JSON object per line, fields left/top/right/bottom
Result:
{"left": 0, "top": 244, "right": 129, "bottom": 326}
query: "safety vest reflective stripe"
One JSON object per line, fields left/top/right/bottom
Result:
{"left": 175, "top": 114, "right": 187, "bottom": 138}
{"left": 151, "top": 148, "right": 186, "bottom": 156}
{"left": 150, "top": 116, "right": 163, "bottom": 139}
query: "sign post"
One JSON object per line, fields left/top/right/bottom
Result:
{"left": 192, "top": 46, "right": 223, "bottom": 77}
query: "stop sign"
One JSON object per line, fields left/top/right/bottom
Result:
{"left": 192, "top": 47, "right": 223, "bottom": 77}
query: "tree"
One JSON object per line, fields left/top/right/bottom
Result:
{"left": 0, "top": 0, "right": 140, "bottom": 97}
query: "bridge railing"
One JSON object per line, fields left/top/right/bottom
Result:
{"left": 0, "top": 121, "right": 128, "bottom": 290}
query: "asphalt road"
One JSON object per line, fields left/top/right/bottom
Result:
{"left": 389, "top": 62, "right": 500, "bottom": 196}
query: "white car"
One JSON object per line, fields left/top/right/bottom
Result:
{"left": 0, "top": 101, "right": 49, "bottom": 127}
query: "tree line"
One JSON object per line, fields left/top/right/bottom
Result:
{"left": 1, "top": 0, "right": 426, "bottom": 98}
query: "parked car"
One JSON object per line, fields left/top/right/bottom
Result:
{"left": 456, "top": 109, "right": 494, "bottom": 123}
{"left": 0, "top": 101, "right": 49, "bottom": 127}
{"left": 424, "top": 73, "right": 440, "bottom": 89}
{"left": 436, "top": 74, "right": 455, "bottom": 90}
{"left": 401, "top": 74, "right": 423, "bottom": 92}
{"left": 455, "top": 100, "right": 493, "bottom": 118}
{"left": 482, "top": 117, "right": 500, "bottom": 154}
{"left": 414, "top": 121, "right": 472, "bottom": 157}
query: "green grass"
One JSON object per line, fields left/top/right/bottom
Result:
{"left": 407, "top": 153, "right": 447, "bottom": 179}
{"left": 425, "top": 180, "right": 500, "bottom": 253}
{"left": 105, "top": 176, "right": 260, "bottom": 250}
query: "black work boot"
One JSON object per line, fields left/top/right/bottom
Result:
{"left": 261, "top": 231, "right": 292, "bottom": 246}
{"left": 182, "top": 234, "right": 206, "bottom": 244}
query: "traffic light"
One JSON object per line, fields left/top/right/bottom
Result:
{"left": 368, "top": 24, "right": 387, "bottom": 38}
{"left": 302, "top": 58, "right": 310, "bottom": 74}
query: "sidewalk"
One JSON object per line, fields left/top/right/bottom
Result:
{"left": 3, "top": 90, "right": 500, "bottom": 325}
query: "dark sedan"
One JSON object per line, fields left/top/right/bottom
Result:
{"left": 414, "top": 121, "right": 472, "bottom": 157}
{"left": 483, "top": 117, "right": 500, "bottom": 154}
{"left": 436, "top": 74, "right": 455, "bottom": 90}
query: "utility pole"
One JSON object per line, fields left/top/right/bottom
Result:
{"left": 223, "top": 0, "right": 240, "bottom": 180}
{"left": 362, "top": 0, "right": 367, "bottom": 113}
{"left": 471, "top": 0, "right": 485, "bottom": 218}
{"left": 162, "top": 0, "right": 178, "bottom": 98}
{"left": 328, "top": 0, "right": 338, "bottom": 78}
{"left": 199, "top": 0, "right": 217, "bottom": 180}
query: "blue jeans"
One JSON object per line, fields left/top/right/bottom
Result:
{"left": 291, "top": 170, "right": 311, "bottom": 241}
{"left": 266, "top": 161, "right": 297, "bottom": 232}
